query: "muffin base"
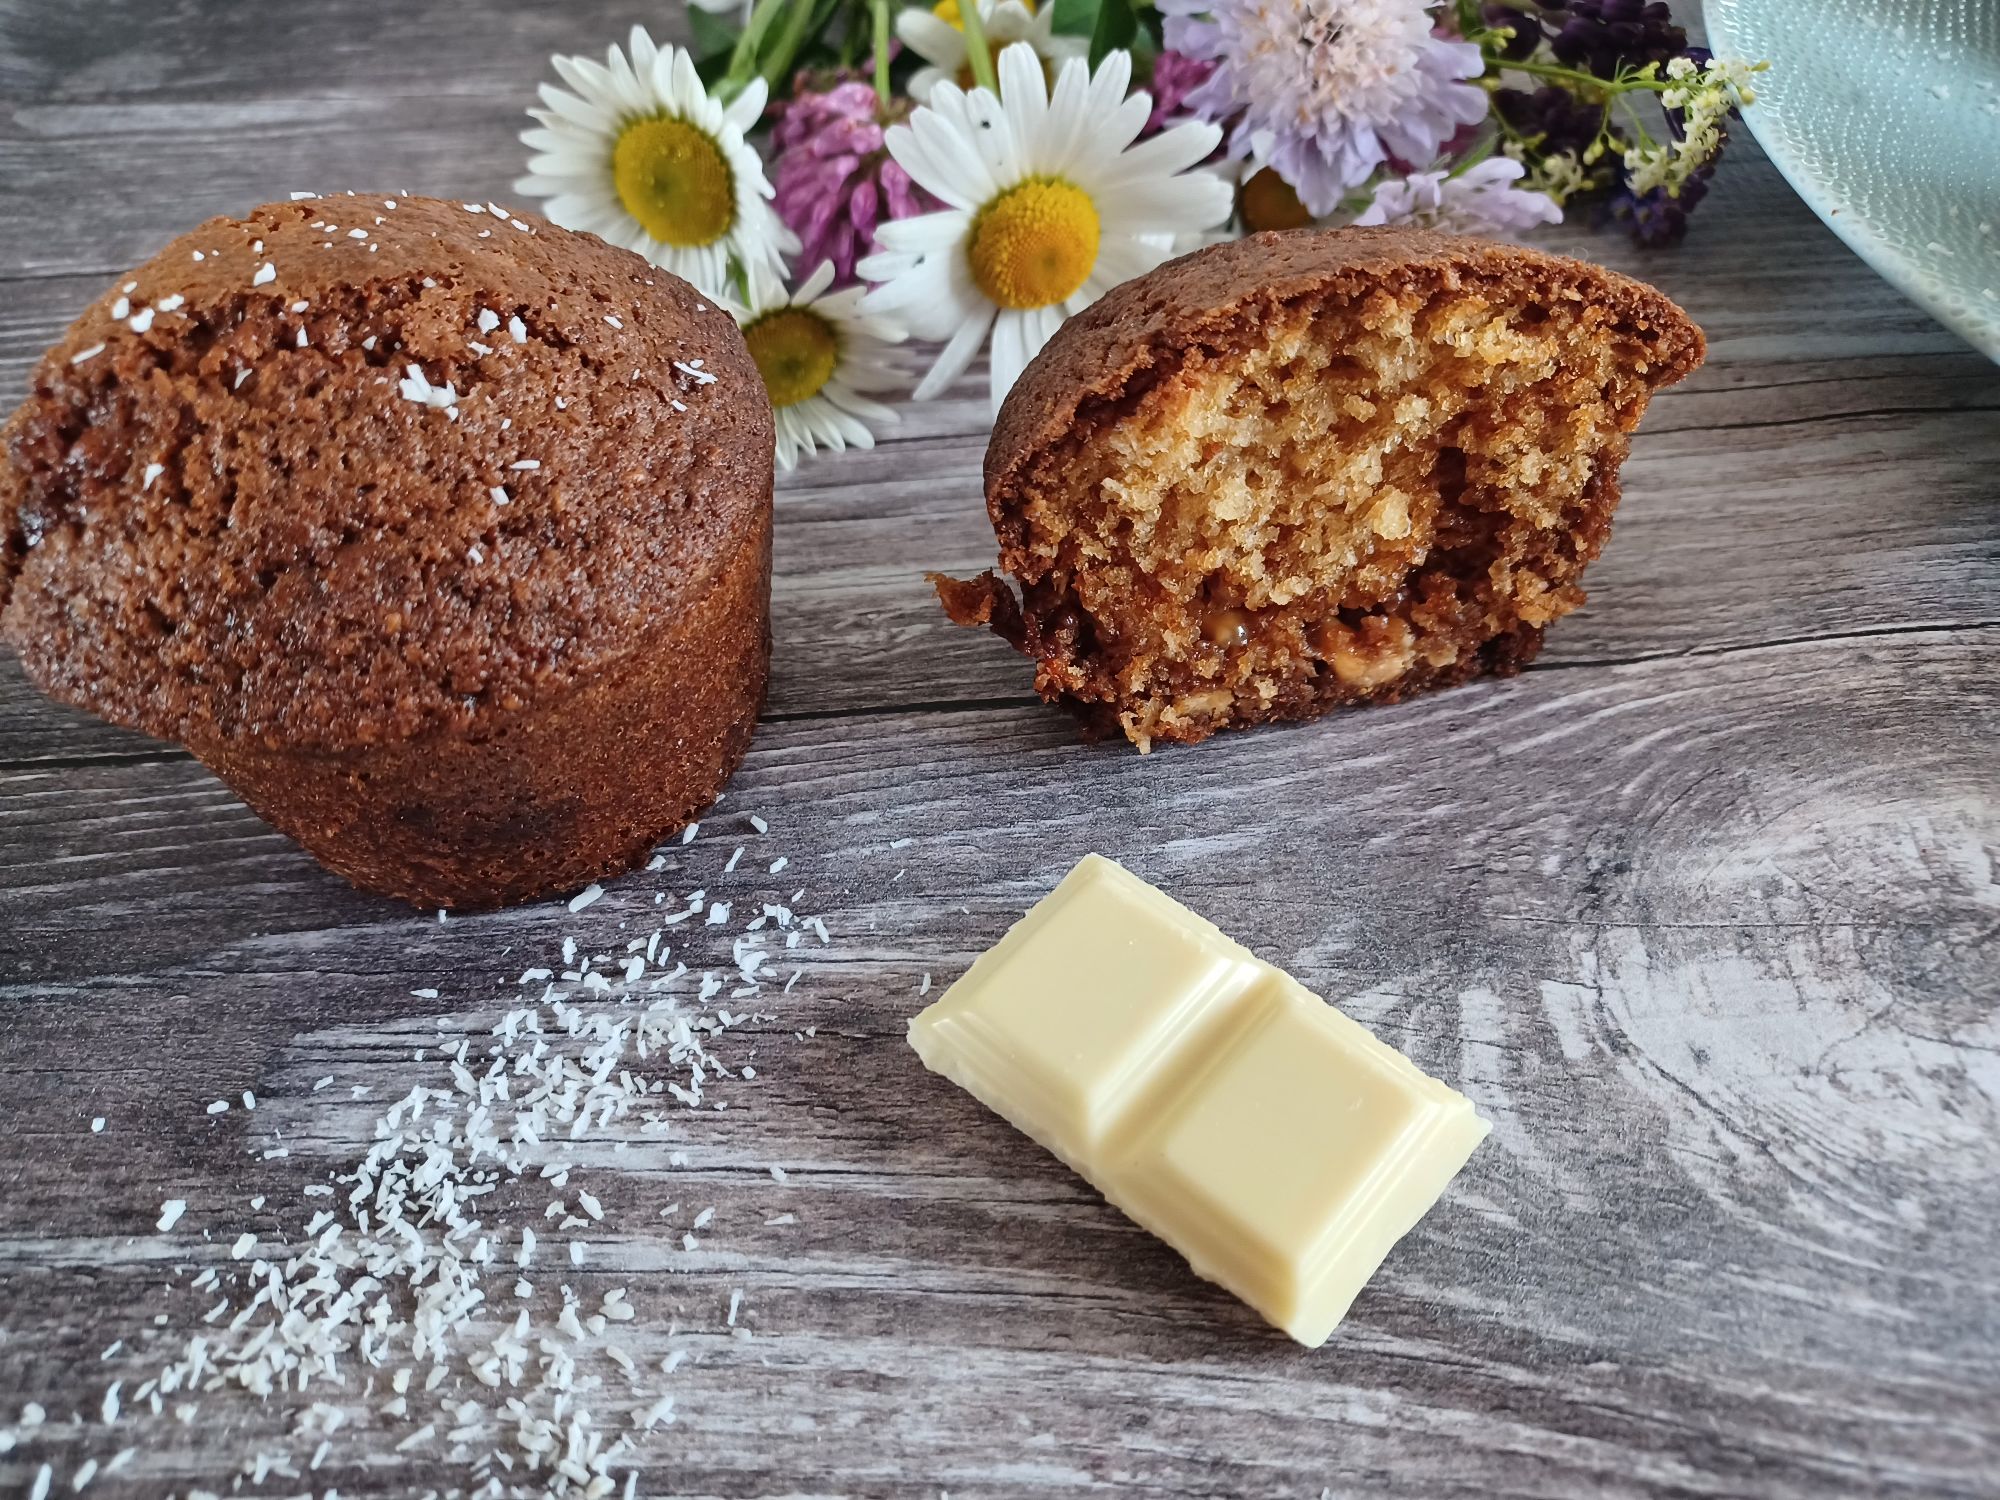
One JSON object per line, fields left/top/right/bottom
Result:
{"left": 192, "top": 513, "right": 772, "bottom": 909}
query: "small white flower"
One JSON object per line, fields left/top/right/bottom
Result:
{"left": 897, "top": 0, "right": 1085, "bottom": 103}
{"left": 731, "top": 262, "right": 907, "bottom": 471}
{"left": 516, "top": 26, "right": 796, "bottom": 300}
{"left": 860, "top": 43, "right": 1232, "bottom": 411}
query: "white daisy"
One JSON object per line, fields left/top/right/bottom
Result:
{"left": 516, "top": 26, "right": 795, "bottom": 301}
{"left": 897, "top": 0, "right": 1086, "bottom": 103}
{"left": 859, "top": 43, "right": 1232, "bottom": 412}
{"left": 733, "top": 261, "right": 907, "bottom": 471}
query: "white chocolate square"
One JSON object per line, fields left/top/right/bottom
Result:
{"left": 910, "top": 855, "right": 1490, "bottom": 1347}
{"left": 907, "top": 854, "right": 1251, "bottom": 1164}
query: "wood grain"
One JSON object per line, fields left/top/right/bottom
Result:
{"left": 1, "top": 2, "right": 1996, "bottom": 1497}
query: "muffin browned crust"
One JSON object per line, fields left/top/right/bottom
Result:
{"left": 0, "top": 193, "right": 773, "bottom": 906}
{"left": 935, "top": 227, "right": 1703, "bottom": 749}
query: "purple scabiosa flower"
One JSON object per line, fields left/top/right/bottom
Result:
{"left": 770, "top": 79, "right": 938, "bottom": 287}
{"left": 1145, "top": 49, "right": 1219, "bottom": 134}
{"left": 1352, "top": 156, "right": 1563, "bottom": 237}
{"left": 1158, "top": 0, "right": 1489, "bottom": 217}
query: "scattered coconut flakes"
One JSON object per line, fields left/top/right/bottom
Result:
{"left": 509, "top": 315, "right": 528, "bottom": 343}
{"left": 205, "top": 1100, "right": 228, "bottom": 1115}
{"left": 569, "top": 883, "right": 605, "bottom": 914}
{"left": 70, "top": 343, "right": 105, "bottom": 365}
{"left": 726, "top": 1289, "right": 742, "bottom": 1326}
{"left": 510, "top": 458, "right": 541, "bottom": 471}
{"left": 603, "top": 314, "right": 623, "bottom": 329}
{"left": 91, "top": 1116, "right": 106, "bottom": 1133}
{"left": 157, "top": 293, "right": 186, "bottom": 312}
{"left": 398, "top": 363, "right": 460, "bottom": 416}
{"left": 157, "top": 1199, "right": 186, "bottom": 1231}
{"left": 490, "top": 486, "right": 511, "bottom": 506}
{"left": 769, "top": 857, "right": 788, "bottom": 875}
{"left": 681, "top": 823, "right": 700, "bottom": 845}
{"left": 241, "top": 1090, "right": 256, "bottom": 1110}
{"left": 59, "top": 850, "right": 840, "bottom": 1498}
{"left": 252, "top": 262, "right": 276, "bottom": 286}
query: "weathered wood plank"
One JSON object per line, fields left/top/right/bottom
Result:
{"left": 1, "top": 633, "right": 1996, "bottom": 1497}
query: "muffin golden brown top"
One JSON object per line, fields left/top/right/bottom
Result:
{"left": 0, "top": 194, "right": 772, "bottom": 751}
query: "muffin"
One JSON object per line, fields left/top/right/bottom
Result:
{"left": 934, "top": 228, "right": 1703, "bottom": 749}
{"left": 0, "top": 194, "right": 773, "bottom": 908}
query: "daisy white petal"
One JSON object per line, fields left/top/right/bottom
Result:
{"left": 899, "top": 0, "right": 1086, "bottom": 104}
{"left": 517, "top": 30, "right": 788, "bottom": 300}
{"left": 734, "top": 263, "right": 908, "bottom": 471}
{"left": 869, "top": 41, "right": 1233, "bottom": 411}
{"left": 914, "top": 308, "right": 997, "bottom": 401}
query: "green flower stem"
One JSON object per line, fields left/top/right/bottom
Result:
{"left": 726, "top": 0, "right": 792, "bottom": 88}
{"left": 958, "top": 0, "right": 999, "bottom": 94}
{"left": 759, "top": 0, "right": 829, "bottom": 91}
{"left": 872, "top": 0, "right": 892, "bottom": 106}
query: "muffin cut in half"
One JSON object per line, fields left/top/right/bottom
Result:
{"left": 0, "top": 195, "right": 773, "bottom": 908}
{"left": 935, "top": 228, "right": 1704, "bottom": 749}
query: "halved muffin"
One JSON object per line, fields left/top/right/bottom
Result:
{"left": 936, "top": 228, "right": 1703, "bottom": 749}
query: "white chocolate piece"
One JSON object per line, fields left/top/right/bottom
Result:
{"left": 909, "top": 854, "right": 1490, "bottom": 1347}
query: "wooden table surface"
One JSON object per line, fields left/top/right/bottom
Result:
{"left": 2, "top": 3, "right": 1997, "bottom": 1497}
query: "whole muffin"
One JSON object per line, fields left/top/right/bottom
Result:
{"left": 0, "top": 193, "right": 773, "bottom": 908}
{"left": 936, "top": 228, "right": 1702, "bottom": 750}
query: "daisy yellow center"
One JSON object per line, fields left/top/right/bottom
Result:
{"left": 931, "top": 0, "right": 1034, "bottom": 26}
{"left": 744, "top": 308, "right": 839, "bottom": 407}
{"left": 967, "top": 178, "right": 1100, "bottom": 311}
{"left": 612, "top": 117, "right": 734, "bottom": 247}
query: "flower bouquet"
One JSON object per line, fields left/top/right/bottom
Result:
{"left": 515, "top": 0, "right": 1763, "bottom": 464}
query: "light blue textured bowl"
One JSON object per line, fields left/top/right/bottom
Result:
{"left": 1706, "top": 0, "right": 2000, "bottom": 361}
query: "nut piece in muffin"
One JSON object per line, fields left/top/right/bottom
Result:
{"left": 935, "top": 228, "right": 1703, "bottom": 749}
{"left": 0, "top": 193, "right": 773, "bottom": 908}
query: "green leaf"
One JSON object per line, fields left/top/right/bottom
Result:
{"left": 688, "top": 4, "right": 739, "bottom": 64}
{"left": 1088, "top": 0, "right": 1139, "bottom": 66}
{"left": 1051, "top": 0, "right": 1102, "bottom": 37}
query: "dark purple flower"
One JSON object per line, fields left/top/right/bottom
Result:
{"left": 1606, "top": 167, "right": 1710, "bottom": 245}
{"left": 1493, "top": 82, "right": 1603, "bottom": 159}
{"left": 770, "top": 78, "right": 939, "bottom": 287}
{"left": 1480, "top": 4, "right": 1544, "bottom": 61}
{"left": 1546, "top": 0, "right": 1686, "bottom": 76}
